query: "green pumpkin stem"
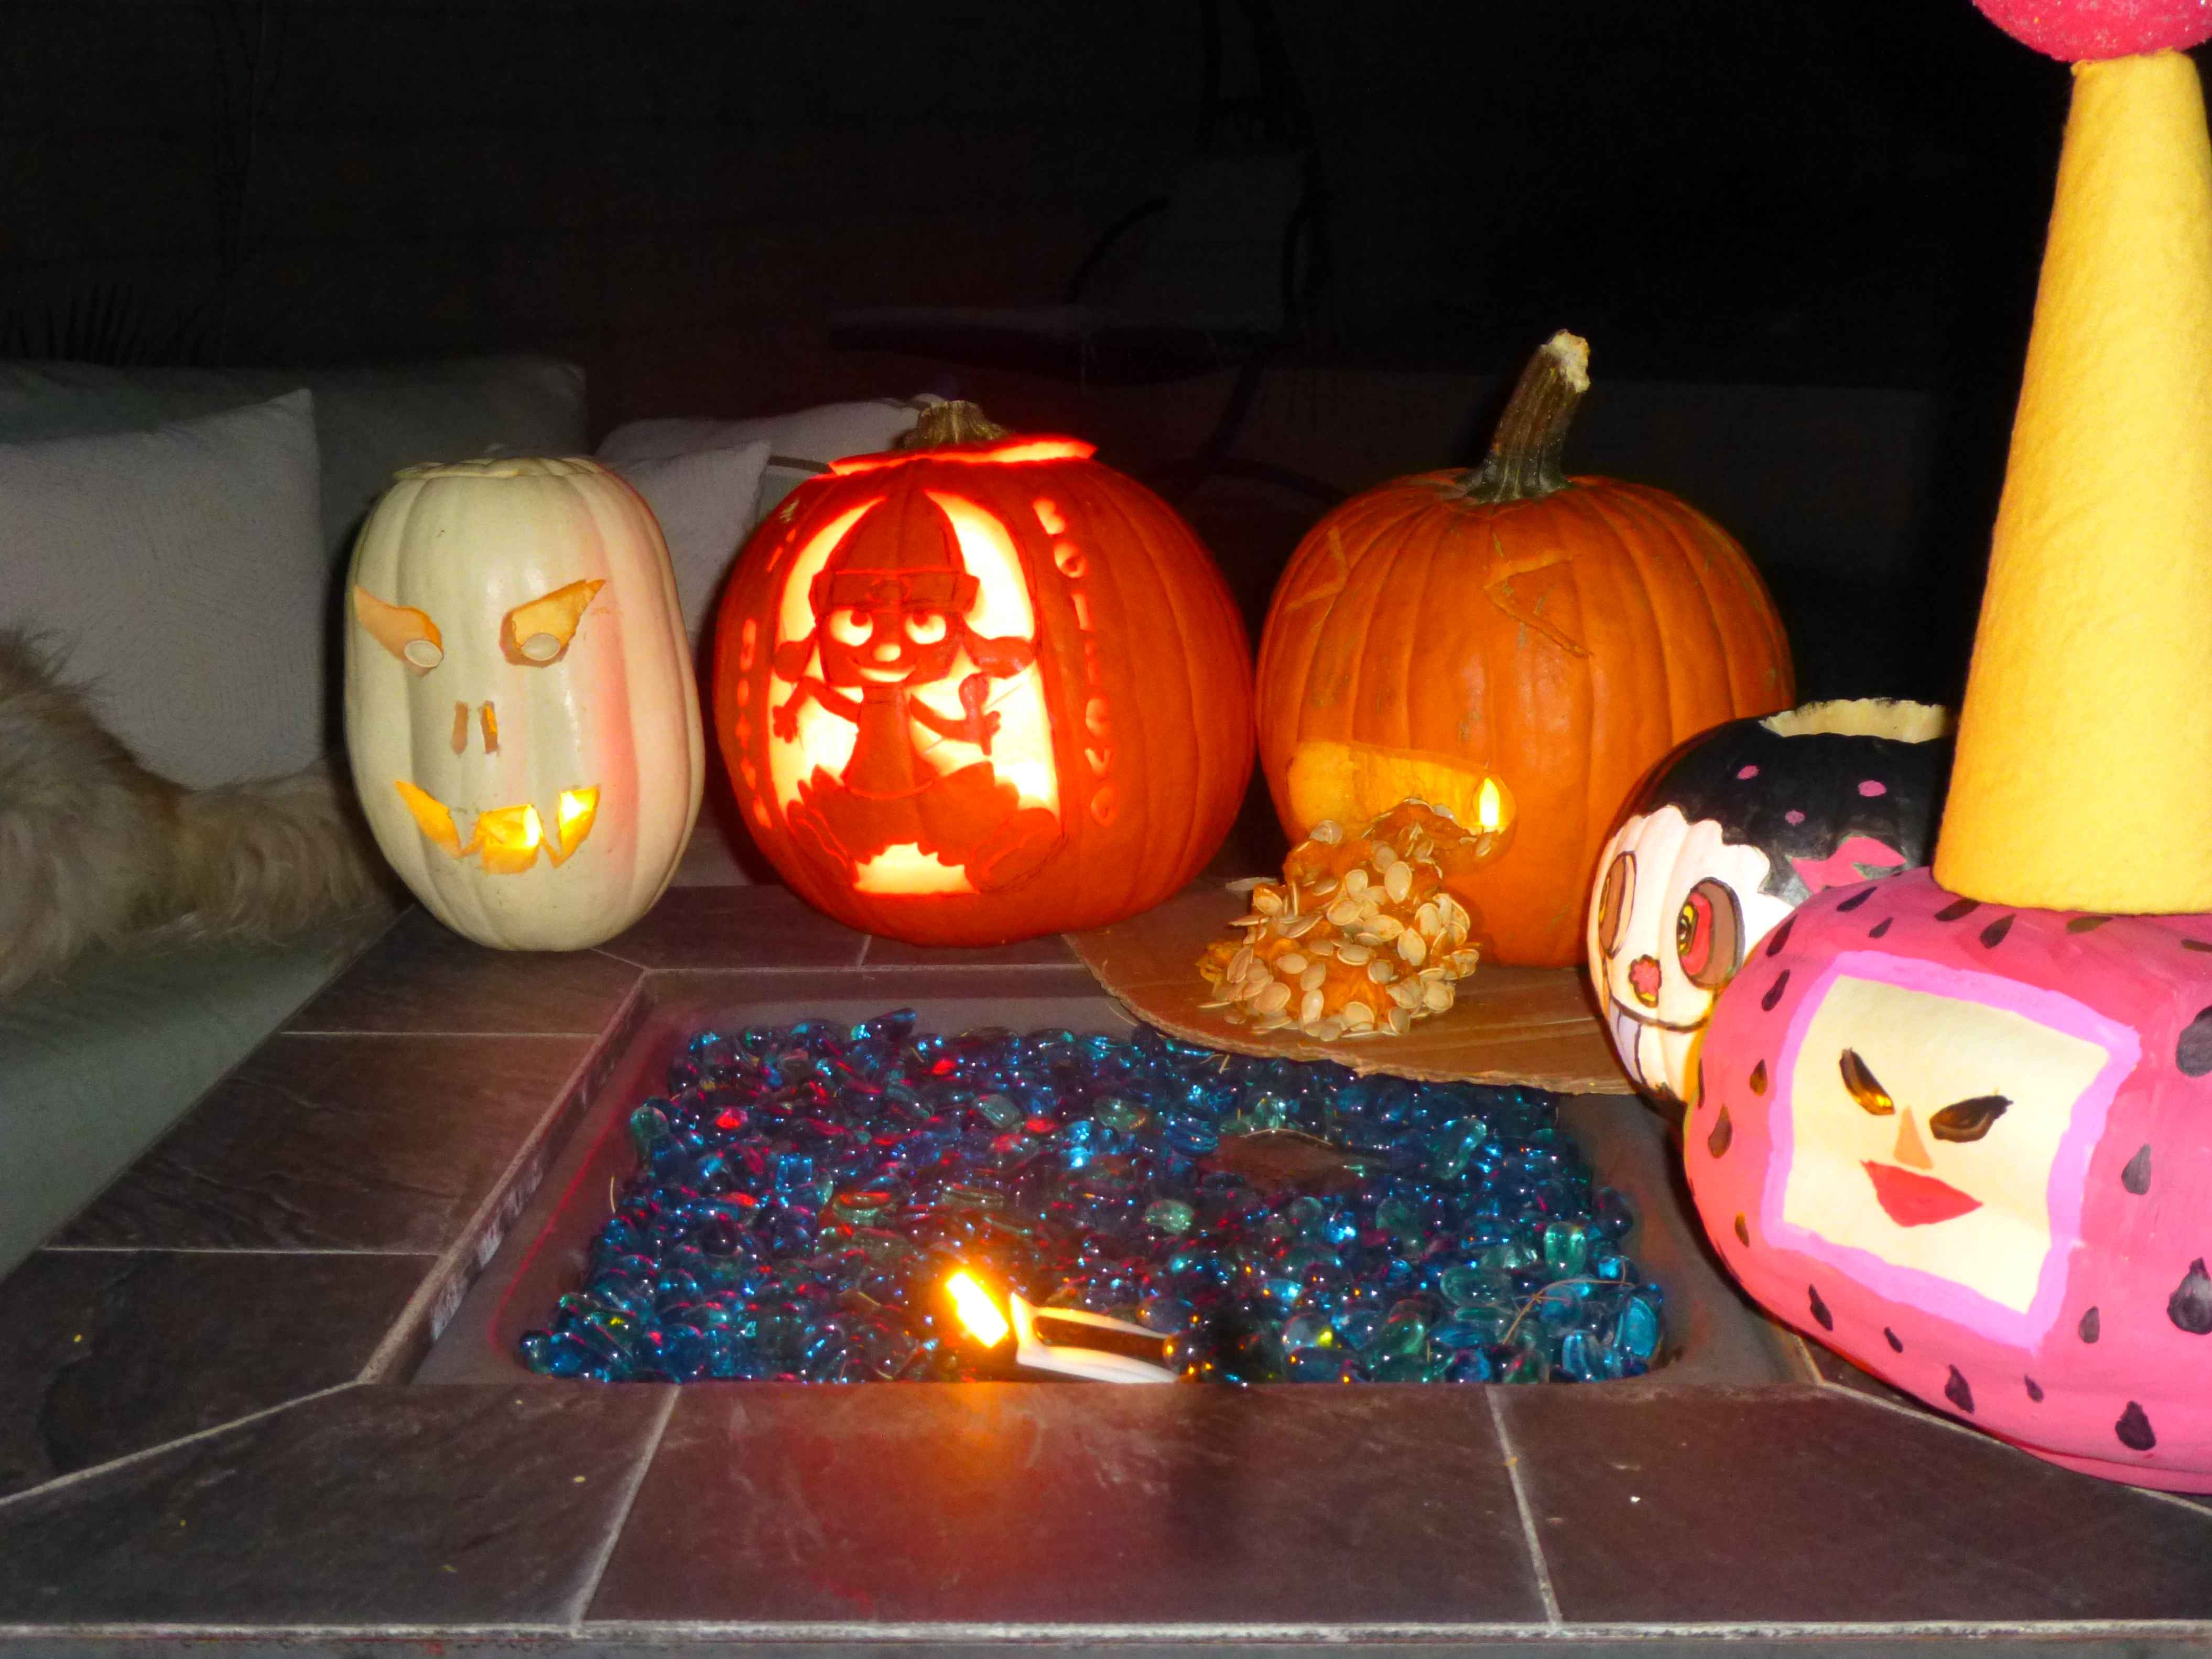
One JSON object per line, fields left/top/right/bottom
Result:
{"left": 898, "top": 399, "right": 1010, "bottom": 450}
{"left": 1462, "top": 330, "right": 1590, "bottom": 504}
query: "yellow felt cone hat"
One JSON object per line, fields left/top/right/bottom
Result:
{"left": 1936, "top": 50, "right": 2212, "bottom": 913}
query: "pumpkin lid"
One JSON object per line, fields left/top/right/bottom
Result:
{"left": 1934, "top": 49, "right": 2212, "bottom": 912}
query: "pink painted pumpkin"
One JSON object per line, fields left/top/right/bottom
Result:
{"left": 1690, "top": 867, "right": 2212, "bottom": 1490}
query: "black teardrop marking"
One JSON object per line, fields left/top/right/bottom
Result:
{"left": 1944, "top": 1366, "right": 1975, "bottom": 1414}
{"left": 2122, "top": 1144, "right": 2152, "bottom": 1196}
{"left": 1749, "top": 1059, "right": 1769, "bottom": 1096}
{"left": 1733, "top": 1213, "right": 1750, "bottom": 1246}
{"left": 1868, "top": 917, "right": 1894, "bottom": 939}
{"left": 1765, "top": 917, "right": 1795, "bottom": 957}
{"left": 1979, "top": 914, "right": 2016, "bottom": 949}
{"left": 1808, "top": 1285, "right": 1833, "bottom": 1331}
{"left": 1836, "top": 887, "right": 1876, "bottom": 914}
{"left": 2117, "top": 1402, "right": 2157, "bottom": 1452}
{"left": 1761, "top": 970, "right": 1791, "bottom": 1012}
{"left": 1936, "top": 898, "right": 1981, "bottom": 922}
{"left": 1706, "top": 1106, "right": 1733, "bottom": 1159}
{"left": 2078, "top": 1306, "right": 2100, "bottom": 1343}
{"left": 2066, "top": 914, "right": 2113, "bottom": 934}
{"left": 2176, "top": 1009, "right": 2212, "bottom": 1077}
{"left": 2168, "top": 1259, "right": 2212, "bottom": 1334}
{"left": 2183, "top": 939, "right": 2212, "bottom": 953}
{"left": 1884, "top": 1327, "right": 1903, "bottom": 1353}
{"left": 2025, "top": 1375, "right": 2044, "bottom": 1403}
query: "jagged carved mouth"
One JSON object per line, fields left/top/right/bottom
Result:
{"left": 393, "top": 781, "right": 600, "bottom": 873}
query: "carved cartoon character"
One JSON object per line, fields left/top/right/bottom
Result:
{"left": 770, "top": 496, "right": 1060, "bottom": 893}
{"left": 1589, "top": 700, "right": 1951, "bottom": 1105}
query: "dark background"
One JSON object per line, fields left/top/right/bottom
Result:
{"left": 1, "top": 1, "right": 2116, "bottom": 701}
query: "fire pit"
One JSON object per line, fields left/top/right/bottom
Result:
{"left": 423, "top": 992, "right": 1787, "bottom": 1387}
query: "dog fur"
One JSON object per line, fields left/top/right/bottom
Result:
{"left": 0, "top": 629, "right": 396, "bottom": 996}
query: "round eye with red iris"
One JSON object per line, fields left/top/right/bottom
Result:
{"left": 1675, "top": 877, "right": 1745, "bottom": 989}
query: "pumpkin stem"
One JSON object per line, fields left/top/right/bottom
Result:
{"left": 899, "top": 399, "right": 1010, "bottom": 450}
{"left": 1461, "top": 331, "right": 1590, "bottom": 504}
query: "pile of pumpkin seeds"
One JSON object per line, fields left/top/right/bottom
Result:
{"left": 1198, "top": 800, "right": 1487, "bottom": 1040}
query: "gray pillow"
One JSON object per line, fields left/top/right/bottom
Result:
{"left": 598, "top": 396, "right": 936, "bottom": 524}
{"left": 0, "top": 391, "right": 329, "bottom": 787}
{"left": 0, "top": 355, "right": 587, "bottom": 560}
{"left": 602, "top": 439, "right": 773, "bottom": 656}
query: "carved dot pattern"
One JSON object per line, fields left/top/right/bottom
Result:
{"left": 1944, "top": 1365, "right": 1975, "bottom": 1415}
{"left": 1808, "top": 1285, "right": 1833, "bottom": 1331}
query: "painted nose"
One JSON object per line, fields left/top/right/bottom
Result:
{"left": 1628, "top": 955, "right": 1662, "bottom": 1006}
{"left": 1893, "top": 1110, "right": 1935, "bottom": 1170}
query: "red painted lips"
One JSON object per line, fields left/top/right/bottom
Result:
{"left": 1862, "top": 1160, "right": 1982, "bottom": 1227}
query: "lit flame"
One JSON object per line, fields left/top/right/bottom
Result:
{"left": 548, "top": 786, "right": 600, "bottom": 865}
{"left": 1478, "top": 776, "right": 1504, "bottom": 833}
{"left": 946, "top": 1270, "right": 1011, "bottom": 1348}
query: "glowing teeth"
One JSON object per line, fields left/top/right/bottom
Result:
{"left": 391, "top": 781, "right": 601, "bottom": 872}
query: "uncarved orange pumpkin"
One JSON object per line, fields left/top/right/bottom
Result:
{"left": 714, "top": 402, "right": 1254, "bottom": 946}
{"left": 1255, "top": 334, "right": 1795, "bottom": 967}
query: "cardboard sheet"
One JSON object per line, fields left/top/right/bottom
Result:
{"left": 1067, "top": 881, "right": 1635, "bottom": 1094}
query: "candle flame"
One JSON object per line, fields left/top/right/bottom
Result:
{"left": 1477, "top": 776, "right": 1504, "bottom": 833}
{"left": 946, "top": 1271, "right": 1011, "bottom": 1348}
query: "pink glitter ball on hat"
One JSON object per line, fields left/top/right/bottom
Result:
{"left": 1972, "top": 0, "right": 2212, "bottom": 60}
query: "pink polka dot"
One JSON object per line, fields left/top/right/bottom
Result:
{"left": 1736, "top": 764, "right": 1760, "bottom": 780}
{"left": 1785, "top": 810, "right": 1806, "bottom": 825}
{"left": 1858, "top": 779, "right": 1888, "bottom": 798}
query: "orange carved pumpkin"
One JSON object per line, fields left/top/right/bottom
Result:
{"left": 713, "top": 403, "right": 1254, "bottom": 946}
{"left": 1256, "top": 334, "right": 1795, "bottom": 967}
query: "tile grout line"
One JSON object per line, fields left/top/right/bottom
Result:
{"left": 564, "top": 1386, "right": 678, "bottom": 1629}
{"left": 0, "top": 1381, "right": 365, "bottom": 1514}
{"left": 1484, "top": 1389, "right": 1562, "bottom": 1627}
{"left": 854, "top": 935, "right": 873, "bottom": 966}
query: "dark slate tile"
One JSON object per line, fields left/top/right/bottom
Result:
{"left": 862, "top": 931, "right": 1082, "bottom": 968}
{"left": 595, "top": 884, "right": 867, "bottom": 971}
{"left": 0, "top": 1383, "right": 670, "bottom": 1627}
{"left": 287, "top": 907, "right": 642, "bottom": 1035}
{"left": 1501, "top": 1384, "right": 2212, "bottom": 1623}
{"left": 58, "top": 1035, "right": 592, "bottom": 1251}
{"left": 591, "top": 1384, "right": 1544, "bottom": 1627}
{"left": 0, "top": 1250, "right": 430, "bottom": 1498}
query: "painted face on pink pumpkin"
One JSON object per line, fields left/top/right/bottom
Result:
{"left": 1773, "top": 962, "right": 2126, "bottom": 1330}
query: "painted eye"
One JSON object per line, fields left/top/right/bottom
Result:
{"left": 828, "top": 608, "right": 872, "bottom": 646}
{"left": 1839, "top": 1048, "right": 1895, "bottom": 1116}
{"left": 1597, "top": 852, "right": 1634, "bottom": 956}
{"left": 1675, "top": 877, "right": 1743, "bottom": 989}
{"left": 904, "top": 610, "right": 948, "bottom": 645}
{"left": 1929, "top": 1093, "right": 2011, "bottom": 1143}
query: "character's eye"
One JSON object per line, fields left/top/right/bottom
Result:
{"left": 1597, "top": 852, "right": 1634, "bottom": 957}
{"left": 1929, "top": 1094, "right": 2011, "bottom": 1143}
{"left": 904, "top": 610, "right": 948, "bottom": 645}
{"left": 828, "top": 607, "right": 872, "bottom": 647}
{"left": 354, "top": 587, "right": 443, "bottom": 672}
{"left": 1675, "top": 878, "right": 1743, "bottom": 989}
{"left": 1839, "top": 1048, "right": 1895, "bottom": 1115}
{"left": 502, "top": 579, "right": 605, "bottom": 666}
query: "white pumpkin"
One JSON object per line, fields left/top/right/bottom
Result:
{"left": 344, "top": 456, "right": 702, "bottom": 950}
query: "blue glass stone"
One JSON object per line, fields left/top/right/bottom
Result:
{"left": 1144, "top": 1197, "right": 1195, "bottom": 1235}
{"left": 1543, "top": 1221, "right": 1591, "bottom": 1276}
{"left": 1160, "top": 1112, "right": 1220, "bottom": 1156}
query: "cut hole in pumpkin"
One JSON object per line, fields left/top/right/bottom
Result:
{"left": 1760, "top": 699, "right": 1954, "bottom": 744}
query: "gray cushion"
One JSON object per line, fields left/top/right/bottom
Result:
{"left": 598, "top": 396, "right": 934, "bottom": 523}
{"left": 0, "top": 392, "right": 328, "bottom": 787}
{"left": 602, "top": 439, "right": 772, "bottom": 655}
{"left": 0, "top": 355, "right": 588, "bottom": 559}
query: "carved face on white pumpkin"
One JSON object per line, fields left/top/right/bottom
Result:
{"left": 343, "top": 456, "right": 702, "bottom": 951}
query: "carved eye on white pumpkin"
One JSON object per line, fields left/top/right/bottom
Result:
{"left": 353, "top": 587, "right": 444, "bottom": 674}
{"left": 501, "top": 578, "right": 604, "bottom": 667}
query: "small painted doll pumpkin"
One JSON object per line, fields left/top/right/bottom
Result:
{"left": 1692, "top": 869, "right": 2212, "bottom": 1491}
{"left": 1588, "top": 699, "right": 1953, "bottom": 1106}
